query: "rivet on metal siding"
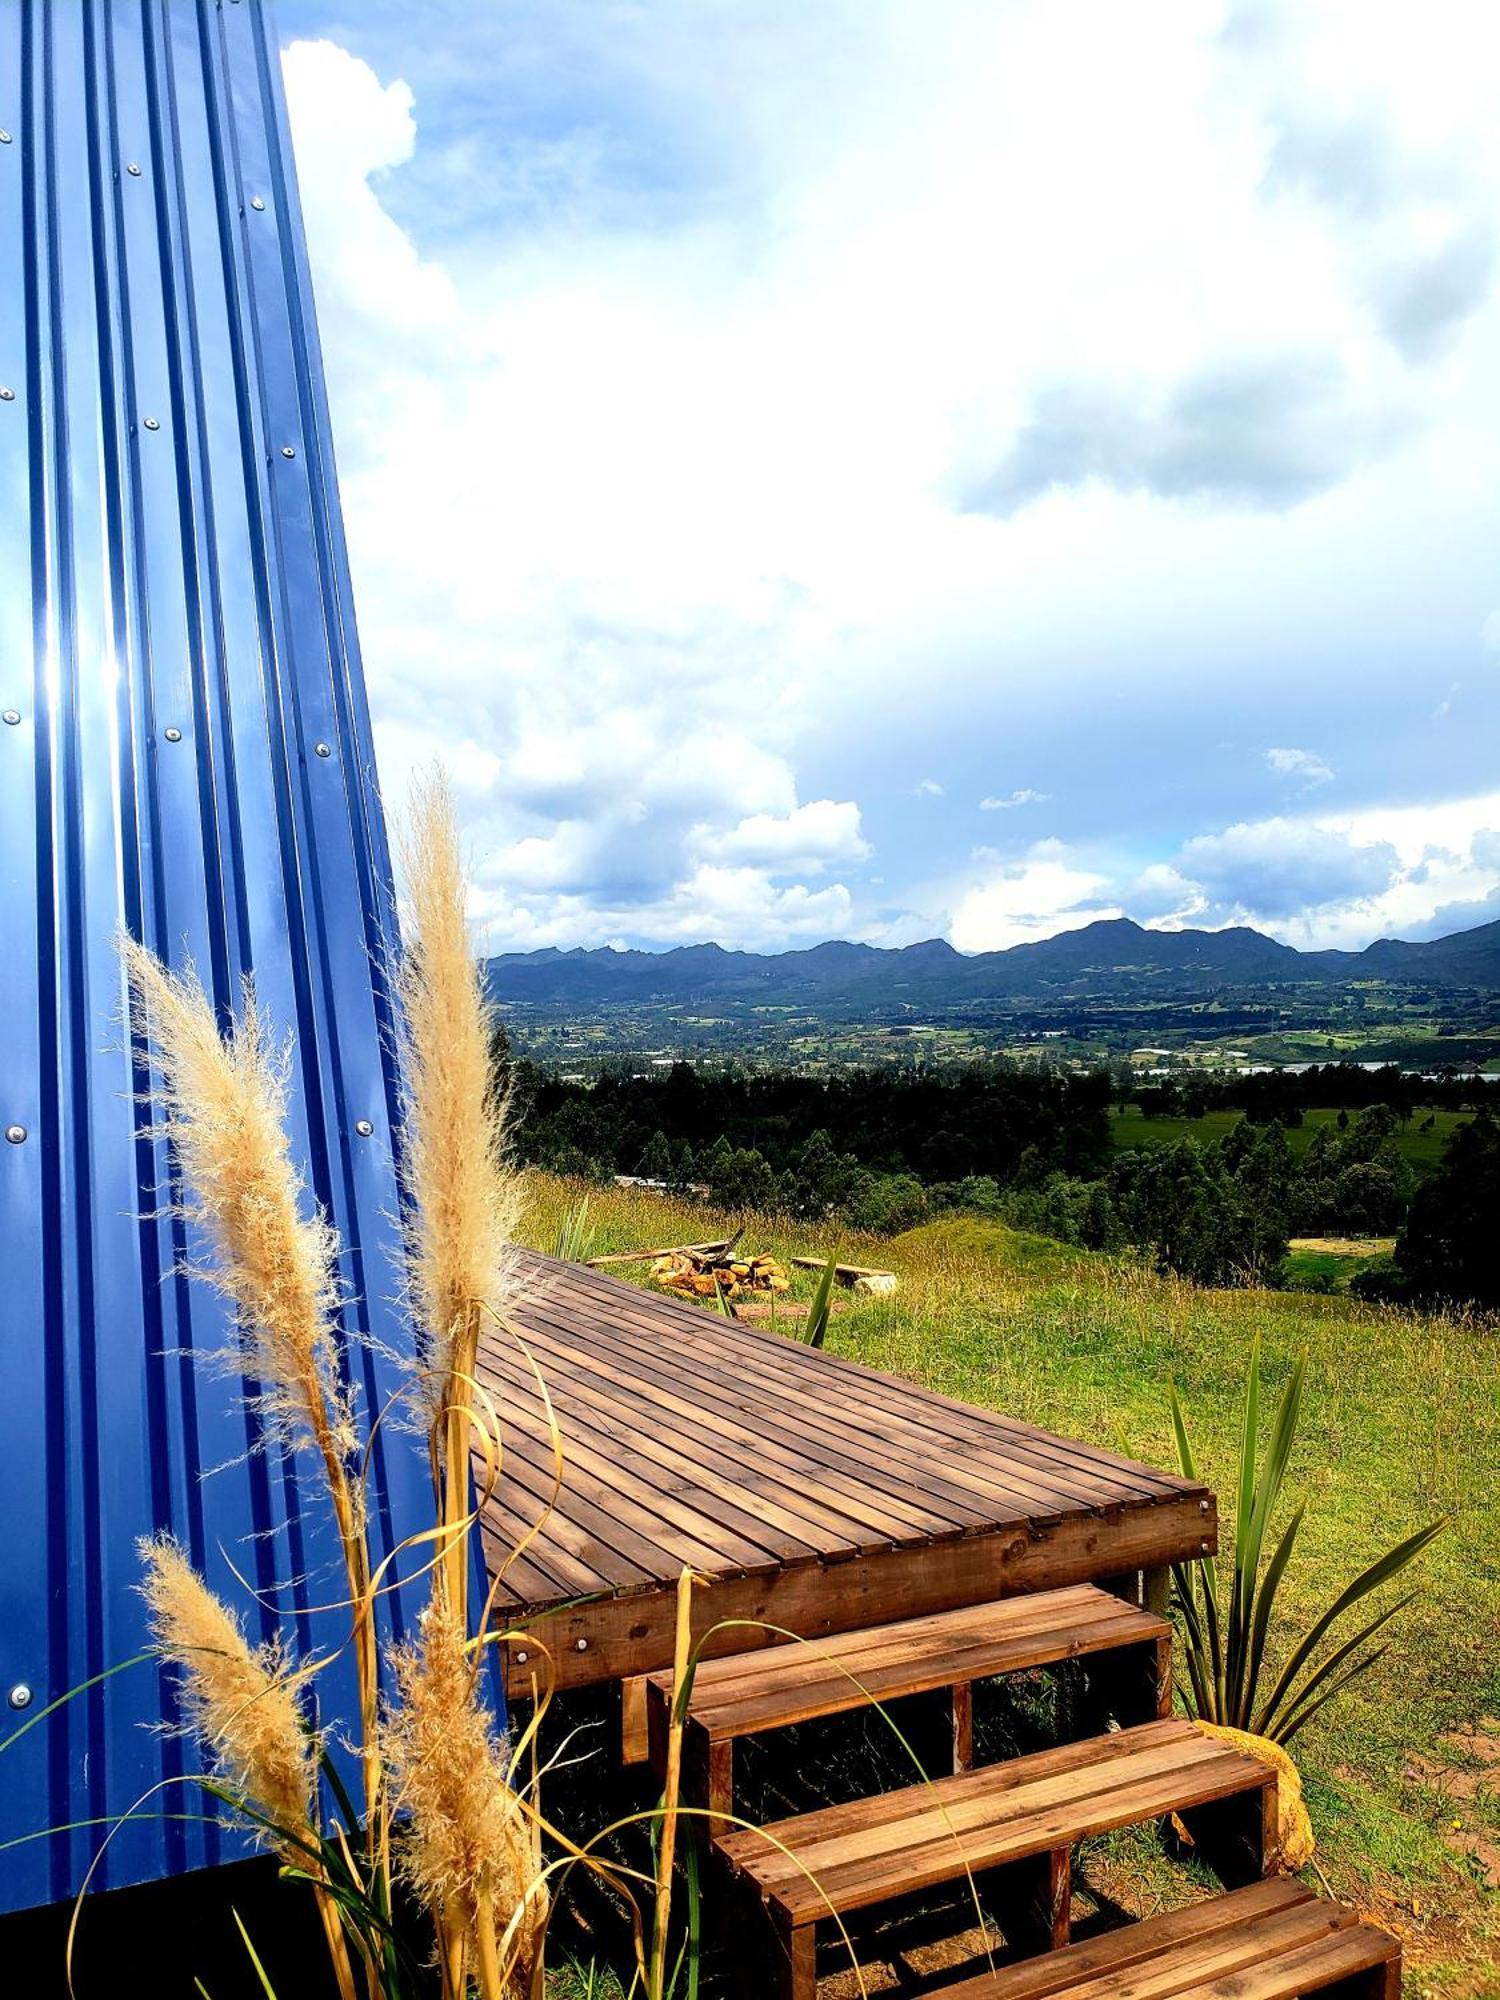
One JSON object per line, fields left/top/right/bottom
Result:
{"left": 0, "top": 131, "right": 12, "bottom": 145}
{"left": 280, "top": 445, "right": 296, "bottom": 459}
{"left": 6, "top": 1684, "right": 32, "bottom": 1711}
{"left": 143, "top": 417, "right": 160, "bottom": 431}
{"left": 2, "top": 710, "right": 19, "bottom": 726}
{"left": 250, "top": 196, "right": 266, "bottom": 211}
{"left": 314, "top": 741, "right": 332, "bottom": 758}
{"left": 5, "top": 1125, "right": 26, "bottom": 1145}
{"left": 127, "top": 162, "right": 142, "bottom": 177}
{"left": 164, "top": 727, "right": 183, "bottom": 743}
{"left": 354, "top": 1119, "right": 374, "bottom": 1138}
{"left": 0, "top": 388, "right": 14, "bottom": 402}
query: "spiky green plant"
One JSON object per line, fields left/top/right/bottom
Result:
{"left": 552, "top": 1193, "right": 598, "bottom": 1264}
{"left": 802, "top": 1253, "right": 838, "bottom": 1349}
{"left": 1170, "top": 1337, "right": 1443, "bottom": 1744}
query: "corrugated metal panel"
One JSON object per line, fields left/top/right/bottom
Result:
{"left": 0, "top": 0, "right": 433, "bottom": 1912}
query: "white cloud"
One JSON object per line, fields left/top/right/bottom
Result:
{"left": 915, "top": 779, "right": 945, "bottom": 798}
{"left": 281, "top": 10, "right": 1500, "bottom": 951}
{"left": 692, "top": 799, "right": 870, "bottom": 873}
{"left": 1142, "top": 791, "right": 1500, "bottom": 947}
{"left": 950, "top": 841, "right": 1117, "bottom": 952}
{"left": 1265, "top": 745, "right": 1334, "bottom": 785}
{"left": 980, "top": 788, "right": 1051, "bottom": 811}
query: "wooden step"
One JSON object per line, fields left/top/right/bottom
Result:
{"left": 939, "top": 1879, "right": 1400, "bottom": 1999}
{"left": 714, "top": 1718, "right": 1278, "bottom": 2000}
{"left": 647, "top": 1583, "right": 1171, "bottom": 1813}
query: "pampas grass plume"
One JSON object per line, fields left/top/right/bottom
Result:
{"left": 120, "top": 938, "right": 359, "bottom": 1480}
{"left": 395, "top": 769, "right": 521, "bottom": 1399}
{"left": 139, "top": 1535, "right": 315, "bottom": 1856}
{"left": 383, "top": 1600, "right": 544, "bottom": 1995}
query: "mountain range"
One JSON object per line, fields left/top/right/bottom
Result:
{"left": 484, "top": 915, "right": 1500, "bottom": 1014}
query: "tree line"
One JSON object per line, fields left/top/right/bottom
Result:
{"left": 499, "top": 1035, "right": 1499, "bottom": 1306}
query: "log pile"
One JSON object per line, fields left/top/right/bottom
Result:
{"left": 651, "top": 1243, "right": 791, "bottom": 1300}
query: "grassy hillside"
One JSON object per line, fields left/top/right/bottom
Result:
{"left": 1109, "top": 1103, "right": 1473, "bottom": 1174}
{"left": 519, "top": 1174, "right": 1499, "bottom": 1996}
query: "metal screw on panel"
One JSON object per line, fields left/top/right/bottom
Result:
{"left": 1199, "top": 1498, "right": 1210, "bottom": 1513}
{"left": 143, "top": 417, "right": 160, "bottom": 431}
{"left": 7, "top": 1684, "right": 32, "bottom": 1711}
{"left": 281, "top": 445, "right": 296, "bottom": 459}
{"left": 314, "top": 741, "right": 331, "bottom": 758}
{"left": 1200, "top": 1540, "right": 1211, "bottom": 1553}
{"left": 5, "top": 1125, "right": 26, "bottom": 1145}
{"left": 354, "top": 1119, "right": 374, "bottom": 1138}
{"left": 514, "top": 1649, "right": 529, "bottom": 1664}
{"left": 2, "top": 710, "right": 19, "bottom": 726}
{"left": 164, "top": 726, "right": 182, "bottom": 743}
{"left": 250, "top": 196, "right": 265, "bottom": 211}
{"left": 0, "top": 131, "right": 12, "bottom": 145}
{"left": 0, "top": 388, "right": 14, "bottom": 402}
{"left": 127, "top": 162, "right": 142, "bottom": 177}
{"left": 574, "top": 1638, "right": 589, "bottom": 1653}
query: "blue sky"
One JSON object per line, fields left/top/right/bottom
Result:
{"left": 275, "top": 0, "right": 1500, "bottom": 954}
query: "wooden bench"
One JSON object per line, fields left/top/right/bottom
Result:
{"left": 714, "top": 1718, "right": 1277, "bottom": 2000}
{"left": 941, "top": 1878, "right": 1400, "bottom": 1999}
{"left": 646, "top": 1583, "right": 1172, "bottom": 1815}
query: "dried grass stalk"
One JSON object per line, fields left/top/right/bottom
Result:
{"left": 138, "top": 1535, "right": 315, "bottom": 1856}
{"left": 121, "top": 937, "right": 379, "bottom": 1821}
{"left": 395, "top": 770, "right": 521, "bottom": 1620}
{"left": 384, "top": 1600, "right": 545, "bottom": 1999}
{"left": 120, "top": 937, "right": 359, "bottom": 1483}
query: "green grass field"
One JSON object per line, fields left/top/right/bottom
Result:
{"left": 1109, "top": 1104, "right": 1474, "bottom": 1174}
{"left": 520, "top": 1175, "right": 1499, "bottom": 1997}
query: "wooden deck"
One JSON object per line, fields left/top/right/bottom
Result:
{"left": 476, "top": 1252, "right": 1214, "bottom": 1696}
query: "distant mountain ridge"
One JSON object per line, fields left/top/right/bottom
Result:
{"left": 485, "top": 914, "right": 1500, "bottom": 1011}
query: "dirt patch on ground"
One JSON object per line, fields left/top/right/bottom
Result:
{"left": 1288, "top": 1236, "right": 1396, "bottom": 1257}
{"left": 1402, "top": 1720, "right": 1500, "bottom": 1894}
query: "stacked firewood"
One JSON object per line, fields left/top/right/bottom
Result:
{"left": 650, "top": 1244, "right": 791, "bottom": 1300}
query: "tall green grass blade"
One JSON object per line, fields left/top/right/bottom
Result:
{"left": 1253, "top": 1518, "right": 1445, "bottom": 1736}
{"left": 805, "top": 1253, "right": 838, "bottom": 1348}
{"left": 231, "top": 1910, "right": 280, "bottom": 2000}
{"left": 1242, "top": 1501, "right": 1305, "bottom": 1726}
{"left": 1277, "top": 1645, "right": 1392, "bottom": 1747}
{"left": 1262, "top": 1592, "right": 1417, "bottom": 1743}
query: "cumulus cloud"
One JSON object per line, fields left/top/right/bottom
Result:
{"left": 1134, "top": 794, "right": 1500, "bottom": 947}
{"left": 281, "top": 7, "right": 1500, "bottom": 951}
{"left": 1265, "top": 746, "right": 1334, "bottom": 785}
{"left": 914, "top": 779, "right": 945, "bottom": 798}
{"left": 1171, "top": 816, "right": 1399, "bottom": 921}
{"left": 692, "top": 800, "right": 870, "bottom": 873}
{"left": 950, "top": 842, "right": 1116, "bottom": 952}
{"left": 980, "top": 788, "right": 1050, "bottom": 811}
{"left": 963, "top": 354, "right": 1398, "bottom": 516}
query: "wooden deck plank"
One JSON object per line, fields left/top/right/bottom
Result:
{"left": 478, "top": 1334, "right": 891, "bottom": 1560}
{"left": 480, "top": 1253, "right": 1214, "bottom": 1685}
{"left": 547, "top": 1258, "right": 1193, "bottom": 1498}
{"left": 521, "top": 1292, "right": 1086, "bottom": 1529}
{"left": 507, "top": 1306, "right": 970, "bottom": 1543}
{"left": 527, "top": 1265, "right": 1158, "bottom": 1514}
{"left": 512, "top": 1280, "right": 1136, "bottom": 1528}
{"left": 475, "top": 1361, "right": 791, "bottom": 1579}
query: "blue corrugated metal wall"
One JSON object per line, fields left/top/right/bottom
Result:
{"left": 0, "top": 0, "right": 431, "bottom": 1912}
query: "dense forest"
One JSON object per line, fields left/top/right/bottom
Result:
{"left": 501, "top": 1036, "right": 1499, "bottom": 1305}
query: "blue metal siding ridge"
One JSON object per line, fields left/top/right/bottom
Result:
{"left": 0, "top": 0, "right": 435, "bottom": 1912}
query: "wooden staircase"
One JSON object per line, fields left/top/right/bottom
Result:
{"left": 646, "top": 1582, "right": 1400, "bottom": 2000}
